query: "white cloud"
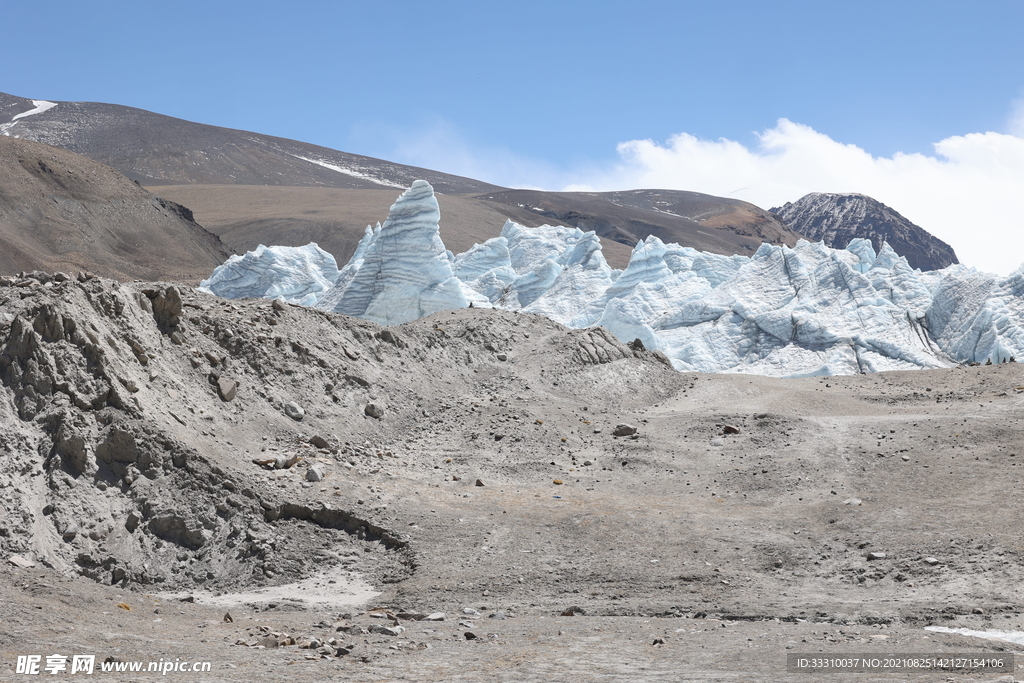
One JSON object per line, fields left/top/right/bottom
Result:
{"left": 569, "top": 119, "right": 1024, "bottom": 275}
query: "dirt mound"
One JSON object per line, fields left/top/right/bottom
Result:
{"left": 0, "top": 274, "right": 678, "bottom": 598}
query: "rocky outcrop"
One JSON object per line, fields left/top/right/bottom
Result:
{"left": 771, "top": 193, "right": 959, "bottom": 271}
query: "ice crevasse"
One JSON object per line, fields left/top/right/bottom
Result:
{"left": 199, "top": 180, "right": 1024, "bottom": 378}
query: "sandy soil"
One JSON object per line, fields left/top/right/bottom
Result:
{"left": 1, "top": 274, "right": 1023, "bottom": 681}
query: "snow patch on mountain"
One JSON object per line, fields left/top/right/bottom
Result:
{"left": 1, "top": 99, "right": 57, "bottom": 136}
{"left": 201, "top": 181, "right": 1024, "bottom": 377}
{"left": 290, "top": 154, "right": 405, "bottom": 189}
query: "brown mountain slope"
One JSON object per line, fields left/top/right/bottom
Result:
{"left": 476, "top": 188, "right": 802, "bottom": 255}
{"left": 0, "top": 136, "right": 232, "bottom": 281}
{"left": 0, "top": 92, "right": 498, "bottom": 194}
{"left": 3, "top": 91, "right": 802, "bottom": 269}
{"left": 147, "top": 185, "right": 638, "bottom": 269}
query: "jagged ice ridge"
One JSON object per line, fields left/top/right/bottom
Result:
{"left": 200, "top": 181, "right": 1024, "bottom": 377}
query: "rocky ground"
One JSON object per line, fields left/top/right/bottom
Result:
{"left": 1, "top": 272, "right": 1023, "bottom": 681}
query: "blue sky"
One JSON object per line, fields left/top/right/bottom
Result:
{"left": 3, "top": 1, "right": 1024, "bottom": 271}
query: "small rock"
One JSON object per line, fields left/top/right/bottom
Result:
{"left": 561, "top": 606, "right": 586, "bottom": 616}
{"left": 923, "top": 557, "right": 940, "bottom": 566}
{"left": 203, "top": 350, "right": 223, "bottom": 366}
{"left": 612, "top": 424, "right": 637, "bottom": 437}
{"left": 458, "top": 620, "right": 475, "bottom": 628}
{"left": 217, "top": 378, "right": 238, "bottom": 402}
{"left": 496, "top": 353, "right": 507, "bottom": 361}
{"left": 307, "top": 464, "right": 326, "bottom": 482}
{"left": 223, "top": 612, "right": 233, "bottom": 623}
{"left": 475, "top": 479, "right": 485, "bottom": 487}
{"left": 364, "top": 403, "right": 384, "bottom": 419}
{"left": 257, "top": 636, "right": 279, "bottom": 648}
{"left": 423, "top": 612, "right": 446, "bottom": 621}
{"left": 710, "top": 437, "right": 725, "bottom": 446}
{"left": 972, "top": 607, "right": 984, "bottom": 615}
{"left": 309, "top": 435, "right": 330, "bottom": 450}
{"left": 7, "top": 554, "right": 35, "bottom": 569}
{"left": 652, "top": 637, "right": 666, "bottom": 645}
{"left": 842, "top": 498, "right": 862, "bottom": 506}
{"left": 462, "top": 608, "right": 480, "bottom": 615}
{"left": 901, "top": 455, "right": 910, "bottom": 461}
{"left": 369, "top": 625, "right": 405, "bottom": 636}
{"left": 866, "top": 552, "right": 887, "bottom": 561}
{"left": 464, "top": 632, "right": 478, "bottom": 640}
{"left": 284, "top": 402, "right": 305, "bottom": 421}
{"left": 272, "top": 298, "right": 287, "bottom": 312}
{"left": 722, "top": 424, "right": 740, "bottom": 435}
{"left": 489, "top": 611, "right": 506, "bottom": 620}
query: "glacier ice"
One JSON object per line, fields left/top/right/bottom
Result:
{"left": 198, "top": 243, "right": 339, "bottom": 306}
{"left": 315, "top": 180, "right": 486, "bottom": 325}
{"left": 200, "top": 180, "right": 1024, "bottom": 378}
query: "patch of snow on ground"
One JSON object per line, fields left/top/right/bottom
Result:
{"left": 159, "top": 566, "right": 379, "bottom": 609}
{"left": 925, "top": 625, "right": 1024, "bottom": 646}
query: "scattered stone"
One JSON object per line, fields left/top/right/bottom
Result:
{"left": 653, "top": 637, "right": 666, "bottom": 645}
{"left": 369, "top": 625, "right": 406, "bottom": 636}
{"left": 223, "top": 612, "right": 233, "bottom": 623}
{"left": 203, "top": 350, "right": 223, "bottom": 366}
{"left": 866, "top": 552, "right": 887, "bottom": 560}
{"left": 397, "top": 612, "right": 427, "bottom": 621}
{"left": 561, "top": 606, "right": 586, "bottom": 616}
{"left": 284, "top": 402, "right": 305, "bottom": 421}
{"left": 972, "top": 608, "right": 984, "bottom": 615}
{"left": 217, "top": 378, "right": 238, "bottom": 402}
{"left": 612, "top": 424, "right": 637, "bottom": 437}
{"left": 489, "top": 611, "right": 506, "bottom": 620}
{"left": 271, "top": 298, "right": 286, "bottom": 312}
{"left": 901, "top": 455, "right": 911, "bottom": 461}
{"left": 258, "top": 634, "right": 282, "bottom": 651}
{"left": 553, "top": 479, "right": 563, "bottom": 485}
{"left": 923, "top": 557, "right": 940, "bottom": 566}
{"left": 496, "top": 353, "right": 507, "bottom": 361}
{"left": 364, "top": 403, "right": 384, "bottom": 419}
{"left": 463, "top": 608, "right": 480, "bottom": 615}
{"left": 464, "top": 632, "right": 478, "bottom": 640}
{"left": 7, "top": 554, "right": 35, "bottom": 569}
{"left": 423, "top": 613, "right": 446, "bottom": 621}
{"left": 307, "top": 463, "right": 326, "bottom": 482}
{"left": 722, "top": 424, "right": 740, "bottom": 435}
{"left": 842, "top": 498, "right": 862, "bottom": 506}
{"left": 308, "top": 435, "right": 330, "bottom": 450}
{"left": 475, "top": 479, "right": 485, "bottom": 487}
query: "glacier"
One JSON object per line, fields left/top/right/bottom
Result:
{"left": 315, "top": 180, "right": 487, "bottom": 325}
{"left": 198, "top": 243, "right": 340, "bottom": 306}
{"left": 199, "top": 180, "right": 1024, "bottom": 378}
